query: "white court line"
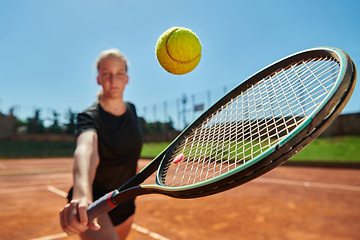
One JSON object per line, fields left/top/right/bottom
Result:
{"left": 29, "top": 233, "right": 67, "bottom": 240}
{"left": 47, "top": 185, "right": 68, "bottom": 198}
{"left": 0, "top": 180, "right": 72, "bottom": 188}
{"left": 256, "top": 178, "right": 360, "bottom": 191}
{"left": 0, "top": 184, "right": 71, "bottom": 194}
{"left": 132, "top": 223, "right": 170, "bottom": 240}
{"left": 41, "top": 186, "right": 171, "bottom": 240}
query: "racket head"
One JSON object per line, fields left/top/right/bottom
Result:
{"left": 153, "top": 46, "right": 356, "bottom": 197}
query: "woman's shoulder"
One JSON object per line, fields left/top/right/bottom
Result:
{"left": 76, "top": 103, "right": 100, "bottom": 135}
{"left": 83, "top": 102, "right": 100, "bottom": 113}
{"left": 125, "top": 102, "right": 137, "bottom": 111}
{"left": 78, "top": 103, "right": 100, "bottom": 116}
{"left": 125, "top": 102, "right": 138, "bottom": 117}
{"left": 77, "top": 103, "right": 101, "bottom": 122}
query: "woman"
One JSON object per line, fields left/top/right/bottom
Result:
{"left": 60, "top": 49, "right": 143, "bottom": 240}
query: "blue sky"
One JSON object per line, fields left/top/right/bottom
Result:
{"left": 0, "top": 0, "right": 359, "bottom": 127}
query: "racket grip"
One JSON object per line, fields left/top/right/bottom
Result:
{"left": 87, "top": 191, "right": 117, "bottom": 223}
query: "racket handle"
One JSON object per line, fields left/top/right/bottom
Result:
{"left": 87, "top": 191, "right": 117, "bottom": 223}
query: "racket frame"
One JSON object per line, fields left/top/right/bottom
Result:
{"left": 155, "top": 46, "right": 356, "bottom": 195}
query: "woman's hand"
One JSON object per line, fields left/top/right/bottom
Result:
{"left": 59, "top": 197, "right": 101, "bottom": 235}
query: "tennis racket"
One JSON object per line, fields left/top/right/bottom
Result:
{"left": 87, "top": 46, "right": 357, "bottom": 222}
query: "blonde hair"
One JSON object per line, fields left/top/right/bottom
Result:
{"left": 96, "top": 48, "right": 129, "bottom": 101}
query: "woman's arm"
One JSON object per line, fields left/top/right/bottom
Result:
{"left": 72, "top": 131, "right": 99, "bottom": 202}
{"left": 60, "top": 131, "right": 101, "bottom": 235}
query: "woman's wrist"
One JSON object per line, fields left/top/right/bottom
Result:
{"left": 72, "top": 184, "right": 93, "bottom": 204}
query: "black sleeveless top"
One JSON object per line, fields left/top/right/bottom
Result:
{"left": 76, "top": 102, "right": 143, "bottom": 191}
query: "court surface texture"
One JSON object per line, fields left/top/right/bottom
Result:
{"left": 0, "top": 158, "right": 359, "bottom": 240}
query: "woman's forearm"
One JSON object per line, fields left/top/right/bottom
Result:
{"left": 72, "top": 132, "right": 99, "bottom": 203}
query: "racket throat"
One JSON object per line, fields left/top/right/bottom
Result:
{"left": 109, "top": 190, "right": 120, "bottom": 207}
{"left": 111, "top": 186, "right": 157, "bottom": 205}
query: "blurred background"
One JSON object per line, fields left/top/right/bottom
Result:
{"left": 0, "top": 0, "right": 359, "bottom": 158}
{"left": 0, "top": 3, "right": 359, "bottom": 239}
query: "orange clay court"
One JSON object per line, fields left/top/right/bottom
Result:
{"left": 0, "top": 158, "right": 359, "bottom": 240}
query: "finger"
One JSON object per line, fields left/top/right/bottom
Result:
{"left": 67, "top": 201, "right": 88, "bottom": 233}
{"left": 59, "top": 205, "right": 68, "bottom": 232}
{"left": 61, "top": 204, "right": 79, "bottom": 235}
{"left": 77, "top": 198, "right": 89, "bottom": 226}
{"left": 88, "top": 218, "right": 101, "bottom": 231}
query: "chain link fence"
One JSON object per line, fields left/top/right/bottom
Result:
{"left": 137, "top": 85, "right": 231, "bottom": 130}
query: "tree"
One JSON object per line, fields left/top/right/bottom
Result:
{"left": 27, "top": 109, "right": 45, "bottom": 134}
{"left": 137, "top": 117, "right": 176, "bottom": 134}
{"left": 165, "top": 118, "right": 175, "bottom": 132}
{"left": 49, "top": 110, "right": 62, "bottom": 134}
{"left": 65, "top": 108, "right": 77, "bottom": 134}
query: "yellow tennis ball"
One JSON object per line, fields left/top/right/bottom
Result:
{"left": 155, "top": 27, "right": 202, "bottom": 75}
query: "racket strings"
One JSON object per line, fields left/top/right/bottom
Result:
{"left": 164, "top": 57, "right": 340, "bottom": 187}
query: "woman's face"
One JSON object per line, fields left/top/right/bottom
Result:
{"left": 97, "top": 56, "right": 129, "bottom": 100}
